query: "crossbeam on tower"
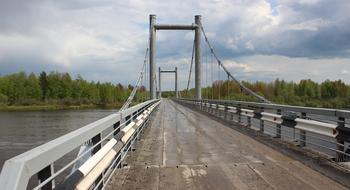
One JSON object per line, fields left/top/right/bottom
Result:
{"left": 149, "top": 15, "right": 202, "bottom": 100}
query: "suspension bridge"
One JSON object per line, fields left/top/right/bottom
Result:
{"left": 0, "top": 15, "right": 349, "bottom": 190}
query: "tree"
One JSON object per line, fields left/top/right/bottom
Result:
{"left": 60, "top": 73, "right": 73, "bottom": 99}
{"left": 6, "top": 72, "right": 26, "bottom": 104}
{"left": 25, "top": 73, "right": 41, "bottom": 101}
{"left": 39, "top": 71, "right": 48, "bottom": 101}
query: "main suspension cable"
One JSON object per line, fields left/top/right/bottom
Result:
{"left": 211, "top": 48, "right": 214, "bottom": 99}
{"left": 205, "top": 36, "right": 209, "bottom": 99}
{"left": 120, "top": 47, "right": 149, "bottom": 110}
{"left": 218, "top": 60, "right": 221, "bottom": 100}
{"left": 186, "top": 39, "right": 196, "bottom": 96}
{"left": 200, "top": 25, "right": 272, "bottom": 103}
{"left": 227, "top": 73, "right": 229, "bottom": 100}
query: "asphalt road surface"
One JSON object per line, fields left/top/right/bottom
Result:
{"left": 107, "top": 99, "right": 346, "bottom": 190}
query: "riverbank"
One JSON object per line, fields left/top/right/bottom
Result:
{"left": 0, "top": 103, "right": 123, "bottom": 112}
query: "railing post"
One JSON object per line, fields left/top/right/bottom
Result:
{"left": 133, "top": 111, "right": 138, "bottom": 120}
{"left": 336, "top": 117, "right": 345, "bottom": 162}
{"left": 113, "top": 121, "right": 120, "bottom": 137}
{"left": 90, "top": 134, "right": 103, "bottom": 190}
{"left": 247, "top": 115, "right": 251, "bottom": 127}
{"left": 260, "top": 108, "right": 264, "bottom": 132}
{"left": 238, "top": 105, "right": 241, "bottom": 123}
{"left": 95, "top": 174, "right": 103, "bottom": 190}
{"left": 126, "top": 115, "right": 131, "bottom": 125}
{"left": 38, "top": 164, "right": 54, "bottom": 190}
{"left": 231, "top": 106, "right": 235, "bottom": 121}
{"left": 299, "top": 112, "right": 307, "bottom": 147}
{"left": 92, "top": 133, "right": 102, "bottom": 155}
{"left": 276, "top": 109, "right": 282, "bottom": 138}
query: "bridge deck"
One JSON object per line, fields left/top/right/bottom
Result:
{"left": 107, "top": 99, "right": 346, "bottom": 190}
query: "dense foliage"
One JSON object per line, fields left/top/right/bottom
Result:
{"left": 0, "top": 71, "right": 147, "bottom": 108}
{"left": 183, "top": 79, "right": 350, "bottom": 109}
{"left": 1, "top": 71, "right": 349, "bottom": 109}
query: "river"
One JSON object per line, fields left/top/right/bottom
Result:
{"left": 0, "top": 109, "right": 118, "bottom": 171}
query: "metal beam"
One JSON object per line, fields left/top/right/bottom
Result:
{"left": 194, "top": 15, "right": 202, "bottom": 100}
{"left": 150, "top": 15, "right": 156, "bottom": 99}
{"left": 155, "top": 24, "right": 197, "bottom": 30}
{"left": 161, "top": 70, "right": 176, "bottom": 73}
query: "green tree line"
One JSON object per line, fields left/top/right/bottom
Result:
{"left": 1, "top": 71, "right": 349, "bottom": 109}
{"left": 0, "top": 71, "right": 147, "bottom": 108}
{"left": 182, "top": 79, "right": 350, "bottom": 109}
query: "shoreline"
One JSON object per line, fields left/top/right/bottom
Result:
{"left": 0, "top": 104, "right": 122, "bottom": 112}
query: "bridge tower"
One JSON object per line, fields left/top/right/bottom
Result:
{"left": 158, "top": 67, "right": 178, "bottom": 98}
{"left": 149, "top": 15, "right": 202, "bottom": 99}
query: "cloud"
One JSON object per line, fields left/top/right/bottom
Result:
{"left": 341, "top": 69, "right": 349, "bottom": 75}
{"left": 0, "top": 0, "right": 350, "bottom": 90}
{"left": 287, "top": 18, "right": 330, "bottom": 31}
{"left": 225, "top": 54, "right": 350, "bottom": 82}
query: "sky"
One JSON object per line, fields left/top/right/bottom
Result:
{"left": 0, "top": 0, "right": 350, "bottom": 90}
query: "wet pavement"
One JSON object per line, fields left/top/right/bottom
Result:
{"left": 107, "top": 99, "right": 347, "bottom": 190}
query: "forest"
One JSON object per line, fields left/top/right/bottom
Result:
{"left": 183, "top": 78, "right": 350, "bottom": 109}
{"left": 0, "top": 71, "right": 147, "bottom": 110}
{"left": 0, "top": 71, "right": 349, "bottom": 110}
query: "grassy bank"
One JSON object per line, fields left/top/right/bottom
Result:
{"left": 0, "top": 103, "right": 123, "bottom": 112}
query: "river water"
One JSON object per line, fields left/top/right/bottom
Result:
{"left": 0, "top": 109, "right": 118, "bottom": 171}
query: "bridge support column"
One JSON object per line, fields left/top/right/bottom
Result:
{"left": 150, "top": 15, "right": 157, "bottom": 99}
{"left": 195, "top": 15, "right": 202, "bottom": 100}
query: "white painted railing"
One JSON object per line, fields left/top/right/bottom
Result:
{"left": 0, "top": 99, "right": 160, "bottom": 190}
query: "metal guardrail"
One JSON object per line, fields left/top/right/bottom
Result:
{"left": 176, "top": 98, "right": 350, "bottom": 163}
{"left": 0, "top": 99, "right": 160, "bottom": 190}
